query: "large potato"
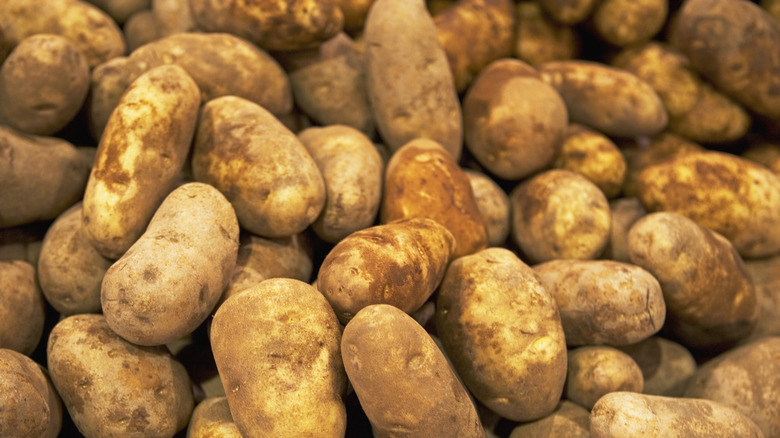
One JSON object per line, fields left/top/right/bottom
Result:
{"left": 342, "top": 304, "right": 484, "bottom": 437}
{"left": 0, "top": 261, "right": 44, "bottom": 356}
{"left": 0, "top": 349, "right": 61, "bottom": 438}
{"left": 565, "top": 346, "right": 644, "bottom": 410}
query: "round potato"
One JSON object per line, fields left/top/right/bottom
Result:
{"left": 0, "top": 349, "right": 62, "bottom": 438}
{"left": 514, "top": 1, "right": 580, "bottom": 66}
{"left": 0, "top": 260, "right": 45, "bottom": 356}
{"left": 465, "top": 170, "right": 510, "bottom": 247}
{"left": 603, "top": 197, "right": 646, "bottom": 263}
{"left": 552, "top": 124, "right": 626, "bottom": 198}
{"left": 619, "top": 336, "right": 697, "bottom": 397}
{"left": 565, "top": 346, "right": 644, "bottom": 410}
{"left": 186, "top": 397, "right": 240, "bottom": 438}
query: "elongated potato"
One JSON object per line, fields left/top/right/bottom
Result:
{"left": 0, "top": 261, "right": 45, "bottom": 356}
{"left": 0, "top": 349, "right": 62, "bottom": 438}
{"left": 565, "top": 346, "right": 644, "bottom": 410}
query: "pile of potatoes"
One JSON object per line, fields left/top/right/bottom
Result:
{"left": 2, "top": 0, "right": 780, "bottom": 436}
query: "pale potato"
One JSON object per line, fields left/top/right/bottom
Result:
{"left": 0, "top": 261, "right": 44, "bottom": 356}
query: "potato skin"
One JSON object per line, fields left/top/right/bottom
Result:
{"left": 102, "top": 182, "right": 239, "bottom": 346}
{"left": 211, "top": 278, "right": 347, "bottom": 438}
{"left": 508, "top": 401, "right": 590, "bottom": 438}
{"left": 47, "top": 314, "right": 194, "bottom": 438}
{"left": 590, "top": 0, "right": 668, "bottom": 47}
{"left": 565, "top": 346, "right": 644, "bottom": 410}
{"left": 186, "top": 397, "right": 241, "bottom": 438}
{"left": 342, "top": 304, "right": 485, "bottom": 437}
{"left": 553, "top": 124, "right": 626, "bottom": 198}
{"left": 465, "top": 170, "right": 510, "bottom": 247}
{"left": 0, "top": 349, "right": 61, "bottom": 438}
{"left": 436, "top": 248, "right": 568, "bottom": 422}
{"left": 514, "top": 1, "right": 580, "bottom": 66}
{"left": 539, "top": 0, "right": 598, "bottom": 24}
{"left": 0, "top": 261, "right": 44, "bottom": 356}
{"left": 619, "top": 337, "right": 697, "bottom": 397}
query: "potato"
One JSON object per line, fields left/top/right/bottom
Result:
{"left": 192, "top": 96, "right": 325, "bottom": 239}
{"left": 590, "top": 0, "right": 668, "bottom": 47}
{"left": 534, "top": 259, "right": 665, "bottom": 346}
{"left": 514, "top": 1, "right": 580, "bottom": 66}
{"left": 436, "top": 248, "right": 568, "bottom": 421}
{"left": 538, "top": 60, "right": 668, "bottom": 137}
{"left": 83, "top": 64, "right": 200, "bottom": 259}
{"left": 186, "top": 397, "right": 240, "bottom": 438}
{"left": 671, "top": 0, "right": 780, "bottom": 122}
{"left": 539, "top": 0, "right": 598, "bottom": 25}
{"left": 463, "top": 58, "right": 568, "bottom": 180}
{"left": 298, "top": 125, "right": 383, "bottom": 243}
{"left": 603, "top": 197, "right": 646, "bottom": 262}
{"left": 668, "top": 82, "right": 751, "bottom": 144}
{"left": 152, "top": 0, "right": 196, "bottom": 37}
{"left": 636, "top": 151, "right": 780, "bottom": 258}
{"left": 0, "top": 261, "right": 44, "bottom": 356}
{"left": 628, "top": 212, "right": 758, "bottom": 350}
{"left": 565, "top": 346, "right": 644, "bottom": 410}
{"left": 317, "top": 218, "right": 454, "bottom": 324}
{"left": 742, "top": 255, "right": 780, "bottom": 341}
{"left": 188, "top": 0, "right": 343, "bottom": 51}
{"left": 0, "top": 126, "right": 90, "bottom": 228}
{"left": 102, "top": 182, "right": 239, "bottom": 346}
{"left": 37, "top": 203, "right": 111, "bottom": 315}
{"left": 0, "top": 0, "right": 125, "bottom": 68}
{"left": 124, "top": 11, "right": 161, "bottom": 52}
{"left": 433, "top": 0, "right": 516, "bottom": 92}
{"left": 465, "top": 170, "right": 510, "bottom": 247}
{"left": 619, "top": 336, "right": 697, "bottom": 397}
{"left": 211, "top": 278, "right": 347, "bottom": 438}
{"left": 590, "top": 392, "right": 764, "bottom": 437}
{"left": 552, "top": 124, "right": 626, "bottom": 198}
{"left": 742, "top": 140, "right": 780, "bottom": 175}
{"left": 364, "top": 0, "right": 463, "bottom": 159}
{"left": 336, "top": 0, "right": 375, "bottom": 31}
{"left": 684, "top": 336, "right": 780, "bottom": 438}
{"left": 621, "top": 132, "right": 703, "bottom": 198}
{"left": 510, "top": 169, "right": 611, "bottom": 263}
{"left": 86, "top": 0, "right": 151, "bottom": 23}
{"left": 0, "top": 349, "right": 62, "bottom": 438}
{"left": 47, "top": 314, "right": 194, "bottom": 438}
{"left": 508, "top": 401, "right": 590, "bottom": 438}
{"left": 342, "top": 304, "right": 484, "bottom": 437}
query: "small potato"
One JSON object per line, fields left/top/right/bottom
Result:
{"left": 539, "top": 60, "right": 668, "bottom": 138}
{"left": 511, "top": 169, "right": 611, "bottom": 263}
{"left": 465, "top": 170, "right": 510, "bottom": 247}
{"left": 0, "top": 261, "right": 45, "bottom": 355}
{"left": 619, "top": 336, "right": 697, "bottom": 397}
{"left": 463, "top": 58, "right": 568, "bottom": 180}
{"left": 37, "top": 203, "right": 111, "bottom": 315}
{"left": 0, "top": 349, "right": 62, "bottom": 438}
{"left": 192, "top": 96, "right": 325, "bottom": 239}
{"left": 186, "top": 397, "right": 240, "bottom": 438}
{"left": 565, "top": 346, "right": 644, "bottom": 410}
{"left": 317, "top": 218, "right": 455, "bottom": 324}
{"left": 436, "top": 248, "right": 568, "bottom": 421}
{"left": 86, "top": 0, "right": 151, "bottom": 23}
{"left": 123, "top": 11, "right": 161, "bottom": 51}
{"left": 552, "top": 124, "right": 626, "bottom": 198}
{"left": 152, "top": 0, "right": 196, "bottom": 37}
{"left": 539, "top": 0, "right": 599, "bottom": 24}
{"left": 590, "top": 392, "right": 764, "bottom": 437}
{"left": 514, "top": 1, "right": 580, "bottom": 66}
{"left": 590, "top": 0, "right": 668, "bottom": 47}
{"left": 603, "top": 197, "right": 646, "bottom": 263}
{"left": 336, "top": 0, "right": 375, "bottom": 31}
{"left": 47, "top": 314, "right": 194, "bottom": 438}
{"left": 621, "top": 132, "right": 703, "bottom": 198}
{"left": 211, "top": 279, "right": 347, "bottom": 438}
{"left": 102, "top": 182, "right": 239, "bottom": 346}
{"left": 508, "top": 401, "right": 590, "bottom": 438}
{"left": 533, "top": 260, "right": 665, "bottom": 346}
{"left": 667, "top": 82, "right": 751, "bottom": 144}
{"left": 342, "top": 304, "right": 484, "bottom": 437}
{"left": 764, "top": 0, "right": 780, "bottom": 23}
{"left": 364, "top": 0, "right": 463, "bottom": 158}
{"left": 742, "top": 140, "right": 780, "bottom": 175}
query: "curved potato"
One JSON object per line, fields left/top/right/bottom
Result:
{"left": 124, "top": 11, "right": 161, "bottom": 51}
{"left": 0, "top": 349, "right": 61, "bottom": 438}
{"left": 619, "top": 337, "right": 697, "bottom": 397}
{"left": 0, "top": 261, "right": 45, "bottom": 356}
{"left": 465, "top": 170, "right": 510, "bottom": 247}
{"left": 668, "top": 82, "right": 751, "bottom": 144}
{"left": 514, "top": 1, "right": 580, "bottom": 66}
{"left": 565, "top": 346, "right": 644, "bottom": 410}
{"left": 539, "top": 0, "right": 599, "bottom": 24}
{"left": 590, "top": 0, "right": 668, "bottom": 47}
{"left": 552, "top": 124, "right": 626, "bottom": 198}
{"left": 87, "top": 0, "right": 151, "bottom": 23}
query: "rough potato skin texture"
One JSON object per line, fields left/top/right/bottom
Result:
{"left": 381, "top": 139, "right": 487, "bottom": 258}
{"left": 436, "top": 248, "right": 568, "bottom": 421}
{"left": 671, "top": 0, "right": 780, "bottom": 122}
{"left": 0, "top": 348, "right": 61, "bottom": 438}
{"left": 684, "top": 336, "right": 780, "bottom": 438}
{"left": 0, "top": 34, "right": 89, "bottom": 136}
{"left": 186, "top": 397, "right": 241, "bottom": 438}
{"left": 47, "top": 314, "right": 193, "bottom": 438}
{"left": 619, "top": 336, "right": 697, "bottom": 397}
{"left": 463, "top": 58, "right": 568, "bottom": 180}
{"left": 565, "top": 346, "right": 644, "bottom": 410}
{"left": 515, "top": 1, "right": 579, "bottom": 66}
{"left": 317, "top": 218, "right": 455, "bottom": 324}
{"left": 667, "top": 82, "right": 750, "bottom": 144}
{"left": 0, "top": 261, "right": 44, "bottom": 356}
{"left": 102, "top": 183, "right": 239, "bottom": 346}
{"left": 621, "top": 132, "right": 703, "bottom": 198}
{"left": 628, "top": 212, "right": 758, "bottom": 350}
{"left": 0, "top": 126, "right": 89, "bottom": 228}
{"left": 364, "top": 0, "right": 463, "bottom": 159}
{"left": 636, "top": 151, "right": 780, "bottom": 258}
{"left": 590, "top": 392, "right": 764, "bottom": 437}
{"left": 591, "top": 0, "right": 668, "bottom": 46}
{"left": 553, "top": 124, "right": 626, "bottom": 198}
{"left": 508, "top": 401, "right": 590, "bottom": 438}
{"left": 539, "top": 0, "right": 599, "bottom": 24}
{"left": 210, "top": 278, "right": 347, "bottom": 438}
{"left": 193, "top": 96, "right": 325, "bottom": 239}
{"left": 82, "top": 64, "right": 200, "bottom": 260}
{"left": 342, "top": 304, "right": 485, "bottom": 437}
{"left": 534, "top": 260, "right": 665, "bottom": 346}
{"left": 539, "top": 60, "right": 668, "bottom": 137}
{"left": 465, "top": 170, "right": 510, "bottom": 246}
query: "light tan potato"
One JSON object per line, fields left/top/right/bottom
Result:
{"left": 628, "top": 212, "right": 758, "bottom": 350}
{"left": 0, "top": 349, "right": 62, "bottom": 438}
{"left": 742, "top": 254, "right": 780, "bottom": 341}
{"left": 539, "top": 60, "right": 668, "bottom": 137}
{"left": 298, "top": 125, "right": 383, "bottom": 243}
{"left": 0, "top": 261, "right": 44, "bottom": 356}
{"left": 465, "top": 170, "right": 510, "bottom": 246}
{"left": 86, "top": 0, "right": 151, "bottom": 23}
{"left": 0, "top": 126, "right": 90, "bottom": 228}
{"left": 436, "top": 248, "right": 568, "bottom": 421}
{"left": 211, "top": 278, "right": 347, "bottom": 438}
{"left": 565, "top": 346, "right": 644, "bottom": 410}
{"left": 684, "top": 336, "right": 780, "bottom": 438}
{"left": 342, "top": 304, "right": 485, "bottom": 437}
{"left": 514, "top": 1, "right": 580, "bottom": 66}
{"left": 192, "top": 96, "right": 325, "bottom": 239}
{"left": 539, "top": 0, "right": 599, "bottom": 24}
{"left": 534, "top": 260, "right": 665, "bottom": 346}
{"left": 37, "top": 203, "right": 111, "bottom": 315}
{"left": 603, "top": 197, "right": 646, "bottom": 263}
{"left": 553, "top": 124, "right": 626, "bottom": 198}
{"left": 381, "top": 139, "right": 488, "bottom": 258}
{"left": 47, "top": 314, "right": 194, "bottom": 438}
{"left": 508, "top": 401, "right": 590, "bottom": 438}
{"left": 590, "top": 392, "right": 764, "bottom": 437}
{"left": 619, "top": 336, "right": 697, "bottom": 397}
{"left": 317, "top": 218, "right": 454, "bottom": 323}
{"left": 186, "top": 397, "right": 240, "bottom": 438}
{"left": 152, "top": 0, "right": 196, "bottom": 37}
{"left": 102, "top": 182, "right": 239, "bottom": 346}
{"left": 463, "top": 58, "right": 568, "bottom": 180}
{"left": 124, "top": 10, "right": 161, "bottom": 52}
{"left": 0, "top": 0, "right": 125, "bottom": 68}
{"left": 636, "top": 151, "right": 780, "bottom": 258}
{"left": 336, "top": 0, "right": 375, "bottom": 31}
{"left": 590, "top": 0, "right": 668, "bottom": 47}
{"left": 433, "top": 0, "right": 516, "bottom": 92}
{"left": 365, "top": 0, "right": 463, "bottom": 159}
{"left": 621, "top": 132, "right": 703, "bottom": 198}
{"left": 511, "top": 169, "right": 611, "bottom": 263}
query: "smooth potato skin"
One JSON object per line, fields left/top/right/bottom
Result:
{"left": 0, "top": 349, "right": 62, "bottom": 438}
{"left": 342, "top": 304, "right": 485, "bottom": 437}
{"left": 0, "top": 261, "right": 44, "bottom": 356}
{"left": 509, "top": 401, "right": 590, "bottom": 438}
{"left": 565, "top": 346, "right": 644, "bottom": 410}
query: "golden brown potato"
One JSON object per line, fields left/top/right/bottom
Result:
{"left": 668, "top": 82, "right": 751, "bottom": 144}
{"left": 763, "top": 0, "right": 780, "bottom": 23}
{"left": 508, "top": 401, "right": 590, "bottom": 438}
{"left": 186, "top": 397, "right": 241, "bottom": 438}
{"left": 603, "top": 197, "right": 646, "bottom": 263}
{"left": 539, "top": 0, "right": 598, "bottom": 24}
{"left": 742, "top": 254, "right": 780, "bottom": 341}
{"left": 552, "top": 124, "right": 626, "bottom": 198}
{"left": 364, "top": 0, "right": 463, "bottom": 158}
{"left": 152, "top": 0, "right": 196, "bottom": 37}
{"left": 619, "top": 336, "right": 697, "bottom": 397}
{"left": 514, "top": 1, "right": 580, "bottom": 66}
{"left": 47, "top": 314, "right": 194, "bottom": 438}
{"left": 86, "top": 0, "right": 151, "bottom": 23}
{"left": 0, "top": 349, "right": 62, "bottom": 438}
{"left": 336, "top": 0, "right": 375, "bottom": 31}
{"left": 436, "top": 248, "right": 568, "bottom": 421}
{"left": 590, "top": 0, "right": 668, "bottom": 47}
{"left": 123, "top": 10, "right": 161, "bottom": 52}
{"left": 342, "top": 304, "right": 485, "bottom": 437}
{"left": 0, "top": 261, "right": 44, "bottom": 356}
{"left": 621, "top": 132, "right": 703, "bottom": 198}
{"left": 565, "top": 346, "right": 644, "bottom": 410}
{"left": 465, "top": 170, "right": 510, "bottom": 246}
{"left": 742, "top": 140, "right": 780, "bottom": 174}
{"left": 211, "top": 278, "right": 347, "bottom": 438}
